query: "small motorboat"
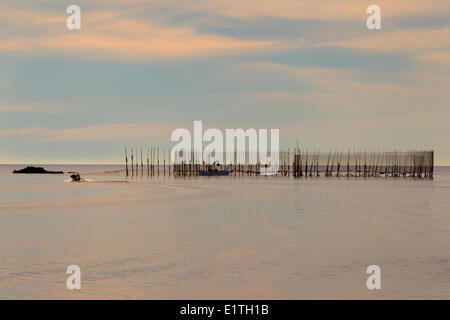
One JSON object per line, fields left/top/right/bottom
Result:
{"left": 68, "top": 172, "right": 82, "bottom": 182}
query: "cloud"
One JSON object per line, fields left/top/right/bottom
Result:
{"left": 326, "top": 27, "right": 450, "bottom": 53}
{"left": 0, "top": 122, "right": 181, "bottom": 143}
{"left": 240, "top": 62, "right": 450, "bottom": 116}
{"left": 30, "top": 31, "right": 282, "bottom": 59}
{"left": 0, "top": 5, "right": 289, "bottom": 59}
{"left": 123, "top": 0, "right": 450, "bottom": 21}
{"left": 418, "top": 51, "right": 450, "bottom": 65}
{"left": 2, "top": 1, "right": 449, "bottom": 61}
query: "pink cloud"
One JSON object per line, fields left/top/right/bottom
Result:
{"left": 0, "top": 122, "right": 181, "bottom": 143}
{"left": 325, "top": 28, "right": 450, "bottom": 53}
{"left": 0, "top": 6, "right": 287, "bottom": 59}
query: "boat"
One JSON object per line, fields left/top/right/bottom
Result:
{"left": 68, "top": 172, "right": 82, "bottom": 182}
{"left": 198, "top": 163, "right": 229, "bottom": 176}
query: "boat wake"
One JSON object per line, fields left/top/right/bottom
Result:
{"left": 64, "top": 178, "right": 128, "bottom": 183}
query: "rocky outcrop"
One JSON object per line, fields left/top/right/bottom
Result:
{"left": 12, "top": 166, "right": 64, "bottom": 174}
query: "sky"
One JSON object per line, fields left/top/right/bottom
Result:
{"left": 0, "top": 0, "right": 449, "bottom": 164}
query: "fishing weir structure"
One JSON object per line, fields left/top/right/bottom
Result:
{"left": 124, "top": 148, "right": 434, "bottom": 179}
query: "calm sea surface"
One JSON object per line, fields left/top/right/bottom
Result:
{"left": 0, "top": 164, "right": 449, "bottom": 299}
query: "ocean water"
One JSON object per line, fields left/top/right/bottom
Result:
{"left": 0, "top": 164, "right": 449, "bottom": 299}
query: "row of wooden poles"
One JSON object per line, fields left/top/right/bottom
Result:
{"left": 292, "top": 150, "right": 434, "bottom": 178}
{"left": 124, "top": 148, "right": 434, "bottom": 179}
{"left": 125, "top": 147, "right": 171, "bottom": 177}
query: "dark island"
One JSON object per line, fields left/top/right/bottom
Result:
{"left": 12, "top": 166, "right": 64, "bottom": 174}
